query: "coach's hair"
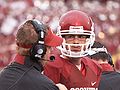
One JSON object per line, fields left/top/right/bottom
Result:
{"left": 16, "top": 20, "right": 49, "bottom": 56}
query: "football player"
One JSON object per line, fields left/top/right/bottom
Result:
{"left": 44, "top": 10, "right": 102, "bottom": 90}
{"left": 89, "top": 41, "right": 120, "bottom": 90}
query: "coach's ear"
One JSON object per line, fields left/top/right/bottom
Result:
{"left": 56, "top": 83, "right": 68, "bottom": 90}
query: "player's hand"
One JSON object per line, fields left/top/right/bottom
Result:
{"left": 56, "top": 83, "right": 68, "bottom": 90}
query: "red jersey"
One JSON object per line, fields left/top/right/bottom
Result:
{"left": 44, "top": 54, "right": 102, "bottom": 90}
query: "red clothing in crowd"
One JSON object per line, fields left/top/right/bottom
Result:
{"left": 100, "top": 63, "right": 114, "bottom": 72}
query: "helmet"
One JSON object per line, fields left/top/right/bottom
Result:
{"left": 57, "top": 10, "right": 95, "bottom": 58}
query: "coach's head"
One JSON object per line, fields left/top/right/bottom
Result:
{"left": 16, "top": 19, "right": 63, "bottom": 64}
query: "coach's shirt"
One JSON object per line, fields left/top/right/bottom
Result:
{"left": 0, "top": 54, "right": 59, "bottom": 90}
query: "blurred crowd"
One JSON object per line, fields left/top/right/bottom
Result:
{"left": 0, "top": 0, "right": 120, "bottom": 70}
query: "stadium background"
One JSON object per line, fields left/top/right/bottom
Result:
{"left": 0, "top": 0, "right": 120, "bottom": 71}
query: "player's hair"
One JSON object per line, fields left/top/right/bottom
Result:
{"left": 90, "top": 41, "right": 114, "bottom": 66}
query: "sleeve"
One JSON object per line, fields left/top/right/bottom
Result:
{"left": 38, "top": 74, "right": 60, "bottom": 90}
{"left": 44, "top": 63, "right": 61, "bottom": 84}
{"left": 39, "top": 83, "right": 59, "bottom": 90}
{"left": 98, "top": 79, "right": 112, "bottom": 90}
{"left": 11, "top": 73, "right": 60, "bottom": 90}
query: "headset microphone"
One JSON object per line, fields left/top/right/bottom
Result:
{"left": 49, "top": 56, "right": 55, "bottom": 61}
{"left": 40, "top": 56, "right": 55, "bottom": 62}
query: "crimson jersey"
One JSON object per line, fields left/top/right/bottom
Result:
{"left": 44, "top": 54, "right": 102, "bottom": 90}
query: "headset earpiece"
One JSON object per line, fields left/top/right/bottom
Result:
{"left": 30, "top": 43, "right": 46, "bottom": 61}
{"left": 29, "top": 20, "right": 47, "bottom": 61}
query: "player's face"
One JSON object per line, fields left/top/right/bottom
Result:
{"left": 63, "top": 35, "right": 89, "bottom": 52}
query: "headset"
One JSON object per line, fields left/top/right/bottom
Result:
{"left": 29, "top": 19, "right": 47, "bottom": 61}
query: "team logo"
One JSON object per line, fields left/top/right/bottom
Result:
{"left": 91, "top": 82, "right": 96, "bottom": 86}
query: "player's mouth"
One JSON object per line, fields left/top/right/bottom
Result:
{"left": 71, "top": 46, "right": 81, "bottom": 51}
